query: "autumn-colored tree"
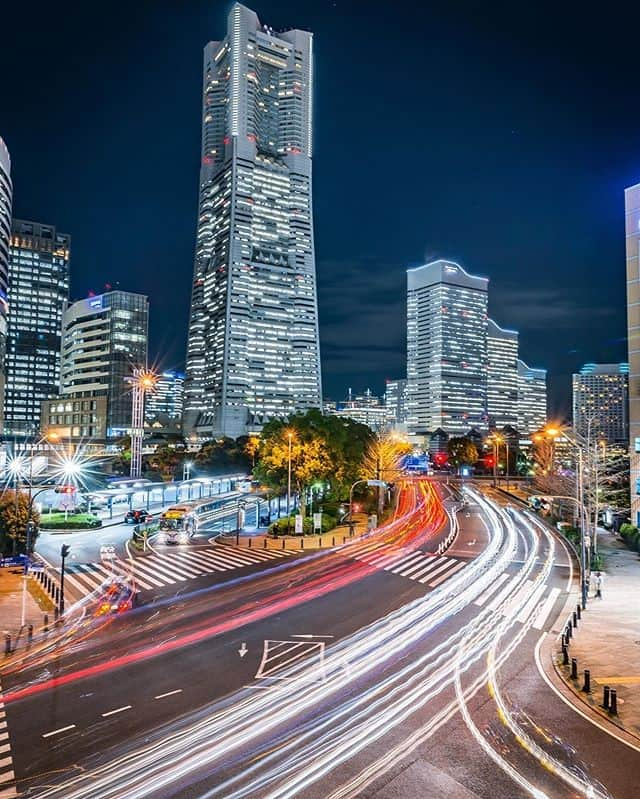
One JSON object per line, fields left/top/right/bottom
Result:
{"left": 0, "top": 490, "right": 40, "bottom": 556}
{"left": 244, "top": 435, "right": 261, "bottom": 470}
{"left": 360, "top": 433, "right": 412, "bottom": 513}
{"left": 447, "top": 437, "right": 479, "bottom": 470}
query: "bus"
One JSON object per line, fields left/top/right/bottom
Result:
{"left": 159, "top": 491, "right": 242, "bottom": 542}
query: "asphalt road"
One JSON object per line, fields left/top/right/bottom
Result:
{"left": 2, "top": 480, "right": 638, "bottom": 799}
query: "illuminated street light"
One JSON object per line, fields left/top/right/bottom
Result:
{"left": 126, "top": 367, "right": 158, "bottom": 479}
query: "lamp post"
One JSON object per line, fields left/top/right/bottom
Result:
{"left": 286, "top": 431, "right": 293, "bottom": 535}
{"left": 126, "top": 368, "right": 157, "bottom": 479}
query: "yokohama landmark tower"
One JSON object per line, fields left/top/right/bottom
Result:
{"left": 183, "top": 3, "right": 322, "bottom": 439}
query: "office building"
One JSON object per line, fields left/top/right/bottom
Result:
{"left": 626, "top": 183, "right": 640, "bottom": 522}
{"left": 407, "top": 260, "right": 488, "bottom": 436}
{"left": 0, "top": 139, "right": 12, "bottom": 430}
{"left": 42, "top": 290, "right": 148, "bottom": 442}
{"left": 5, "top": 220, "right": 70, "bottom": 436}
{"left": 183, "top": 3, "right": 322, "bottom": 440}
{"left": 327, "top": 388, "right": 389, "bottom": 431}
{"left": 385, "top": 378, "right": 408, "bottom": 426}
{"left": 572, "top": 363, "right": 629, "bottom": 446}
{"left": 517, "top": 358, "right": 547, "bottom": 435}
{"left": 486, "top": 319, "right": 519, "bottom": 430}
{"left": 145, "top": 370, "right": 185, "bottom": 422}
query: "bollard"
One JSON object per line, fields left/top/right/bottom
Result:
{"left": 263, "top": 538, "right": 267, "bottom": 549}
{"left": 43, "top": 614, "right": 49, "bottom": 632}
{"left": 566, "top": 623, "right": 572, "bottom": 641}
{"left": 572, "top": 611, "right": 578, "bottom": 629}
{"left": 582, "top": 669, "right": 591, "bottom": 693}
{"left": 27, "top": 624, "right": 33, "bottom": 645}
{"left": 318, "top": 537, "right": 322, "bottom": 548}
{"left": 54, "top": 607, "right": 59, "bottom": 621}
{"left": 4, "top": 633, "right": 10, "bottom": 656}
{"left": 343, "top": 536, "right": 346, "bottom": 545}
{"left": 332, "top": 536, "right": 335, "bottom": 547}
{"left": 562, "top": 644, "right": 569, "bottom": 665}
{"left": 603, "top": 685, "right": 610, "bottom": 710}
{"left": 610, "top": 689, "right": 618, "bottom": 715}
{"left": 248, "top": 538, "right": 252, "bottom": 548}
{"left": 576, "top": 604, "right": 581, "bottom": 621}
{"left": 300, "top": 538, "right": 304, "bottom": 549}
{"left": 282, "top": 539, "right": 285, "bottom": 550}
{"left": 570, "top": 657, "right": 578, "bottom": 680}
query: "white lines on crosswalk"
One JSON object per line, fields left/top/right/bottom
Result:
{"left": 472, "top": 573, "right": 562, "bottom": 632}
{"left": 0, "top": 696, "right": 16, "bottom": 797}
{"left": 64, "top": 545, "right": 293, "bottom": 599}
{"left": 353, "top": 544, "right": 468, "bottom": 587}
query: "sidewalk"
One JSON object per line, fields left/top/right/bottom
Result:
{"left": 0, "top": 567, "right": 50, "bottom": 651}
{"left": 221, "top": 514, "right": 372, "bottom": 553}
{"left": 550, "top": 529, "right": 640, "bottom": 741}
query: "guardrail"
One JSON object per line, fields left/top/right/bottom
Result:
{"left": 436, "top": 502, "right": 461, "bottom": 555}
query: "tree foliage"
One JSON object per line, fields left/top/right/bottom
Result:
{"left": 195, "top": 437, "right": 250, "bottom": 474}
{"left": 447, "top": 437, "right": 479, "bottom": 468}
{"left": 0, "top": 491, "right": 40, "bottom": 556}
{"left": 360, "top": 433, "right": 412, "bottom": 481}
{"left": 146, "top": 445, "right": 186, "bottom": 481}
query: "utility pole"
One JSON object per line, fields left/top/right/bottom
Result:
{"left": 60, "top": 543, "right": 70, "bottom": 616}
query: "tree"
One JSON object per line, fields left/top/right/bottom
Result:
{"left": 360, "top": 433, "right": 412, "bottom": 514}
{"left": 447, "top": 437, "right": 479, "bottom": 470}
{"left": 0, "top": 491, "right": 40, "bottom": 556}
{"left": 147, "top": 445, "right": 186, "bottom": 481}
{"left": 196, "top": 437, "right": 250, "bottom": 474}
{"left": 244, "top": 435, "right": 261, "bottom": 470}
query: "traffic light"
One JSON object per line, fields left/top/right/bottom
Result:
{"left": 55, "top": 485, "right": 76, "bottom": 495}
{"left": 60, "top": 544, "right": 71, "bottom": 559}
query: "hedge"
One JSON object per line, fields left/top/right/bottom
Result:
{"left": 40, "top": 513, "right": 102, "bottom": 530}
{"left": 269, "top": 513, "right": 338, "bottom": 537}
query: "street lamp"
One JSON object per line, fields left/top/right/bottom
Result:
{"left": 59, "top": 543, "right": 70, "bottom": 616}
{"left": 286, "top": 431, "right": 293, "bottom": 535}
{"left": 126, "top": 367, "right": 157, "bottom": 479}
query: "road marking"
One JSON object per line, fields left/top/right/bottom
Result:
{"left": 595, "top": 675, "right": 640, "bottom": 685}
{"left": 429, "top": 560, "right": 466, "bottom": 586}
{"left": 154, "top": 689, "right": 183, "bottom": 699}
{"left": 290, "top": 634, "right": 334, "bottom": 639}
{"left": 42, "top": 724, "right": 76, "bottom": 738}
{"left": 473, "top": 572, "right": 509, "bottom": 606}
{"left": 239, "top": 642, "right": 248, "bottom": 657}
{"left": 101, "top": 705, "right": 132, "bottom": 718}
{"left": 532, "top": 587, "right": 561, "bottom": 630}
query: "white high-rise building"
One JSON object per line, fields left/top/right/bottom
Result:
{"left": 517, "top": 358, "right": 547, "bottom": 434}
{"left": 572, "top": 363, "right": 628, "bottom": 446}
{"left": 0, "top": 138, "right": 12, "bottom": 431}
{"left": 407, "top": 260, "right": 488, "bottom": 436}
{"left": 385, "top": 378, "right": 408, "bottom": 426}
{"left": 487, "top": 319, "right": 519, "bottom": 429}
{"left": 183, "top": 3, "right": 322, "bottom": 440}
{"left": 145, "top": 370, "right": 184, "bottom": 422}
{"left": 625, "top": 183, "right": 640, "bottom": 523}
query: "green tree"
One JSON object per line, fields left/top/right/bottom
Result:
{"left": 447, "top": 437, "right": 479, "bottom": 469}
{"left": 147, "top": 445, "right": 186, "bottom": 481}
{"left": 195, "top": 437, "right": 250, "bottom": 474}
{"left": 0, "top": 491, "right": 40, "bottom": 556}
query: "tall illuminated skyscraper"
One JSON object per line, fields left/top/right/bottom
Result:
{"left": 625, "top": 182, "right": 640, "bottom": 521}
{"left": 516, "top": 358, "right": 547, "bottom": 434}
{"left": 0, "top": 138, "right": 12, "bottom": 431}
{"left": 183, "top": 2, "right": 322, "bottom": 439}
{"left": 486, "top": 319, "right": 519, "bottom": 429}
{"left": 407, "top": 260, "right": 488, "bottom": 435}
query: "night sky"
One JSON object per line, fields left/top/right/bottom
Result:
{"left": 1, "top": 1, "right": 636, "bottom": 417}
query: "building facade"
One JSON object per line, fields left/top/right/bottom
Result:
{"left": 0, "top": 139, "right": 12, "bottom": 431}
{"left": 43, "top": 291, "right": 148, "bottom": 442}
{"left": 626, "top": 183, "right": 640, "bottom": 522}
{"left": 326, "top": 388, "right": 388, "bottom": 431}
{"left": 5, "top": 220, "right": 70, "bottom": 436}
{"left": 407, "top": 260, "right": 489, "bottom": 436}
{"left": 145, "top": 370, "right": 185, "bottom": 422}
{"left": 517, "top": 358, "right": 547, "bottom": 435}
{"left": 572, "top": 363, "right": 629, "bottom": 446}
{"left": 486, "top": 319, "right": 519, "bottom": 430}
{"left": 183, "top": 2, "right": 322, "bottom": 440}
{"left": 385, "top": 378, "right": 408, "bottom": 426}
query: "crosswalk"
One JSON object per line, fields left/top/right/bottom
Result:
{"left": 352, "top": 542, "right": 468, "bottom": 588}
{"left": 0, "top": 680, "right": 17, "bottom": 798}
{"left": 64, "top": 545, "right": 293, "bottom": 599}
{"left": 472, "top": 573, "right": 562, "bottom": 630}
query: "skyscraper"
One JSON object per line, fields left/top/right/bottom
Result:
{"left": 145, "top": 370, "right": 185, "bottom": 422}
{"left": 183, "top": 2, "right": 322, "bottom": 440}
{"left": 625, "top": 183, "right": 640, "bottom": 522}
{"left": 407, "top": 260, "right": 488, "bottom": 436}
{"left": 42, "top": 290, "right": 148, "bottom": 442}
{"left": 486, "top": 319, "right": 519, "bottom": 430}
{"left": 5, "top": 220, "right": 70, "bottom": 436}
{"left": 385, "top": 378, "right": 408, "bottom": 426}
{"left": 516, "top": 358, "right": 547, "bottom": 434}
{"left": 0, "top": 138, "right": 12, "bottom": 431}
{"left": 572, "top": 363, "right": 628, "bottom": 446}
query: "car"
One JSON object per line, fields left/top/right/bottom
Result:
{"left": 93, "top": 579, "right": 136, "bottom": 616}
{"left": 124, "top": 509, "right": 152, "bottom": 524}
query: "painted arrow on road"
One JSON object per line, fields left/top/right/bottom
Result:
{"left": 238, "top": 642, "right": 248, "bottom": 658}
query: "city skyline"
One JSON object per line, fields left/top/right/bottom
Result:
{"left": 0, "top": 1, "right": 635, "bottom": 416}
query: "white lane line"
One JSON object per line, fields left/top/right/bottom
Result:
{"left": 154, "top": 689, "right": 183, "bottom": 700}
{"left": 474, "top": 572, "right": 509, "bottom": 606}
{"left": 429, "top": 560, "right": 466, "bottom": 586}
{"left": 101, "top": 705, "right": 132, "bottom": 718}
{"left": 42, "top": 724, "right": 76, "bottom": 738}
{"left": 532, "top": 587, "right": 561, "bottom": 630}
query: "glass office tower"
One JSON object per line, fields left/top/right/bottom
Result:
{"left": 0, "top": 138, "right": 12, "bottom": 431}
{"left": 183, "top": 2, "right": 322, "bottom": 440}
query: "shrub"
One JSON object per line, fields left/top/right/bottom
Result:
{"left": 619, "top": 523, "right": 637, "bottom": 539}
{"left": 268, "top": 512, "right": 338, "bottom": 536}
{"left": 40, "top": 513, "right": 102, "bottom": 530}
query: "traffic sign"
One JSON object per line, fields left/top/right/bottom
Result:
{"left": 294, "top": 515, "right": 303, "bottom": 534}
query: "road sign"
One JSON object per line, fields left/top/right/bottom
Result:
{"left": 366, "top": 480, "right": 387, "bottom": 488}
{"left": 368, "top": 513, "right": 377, "bottom": 530}
{"left": 313, "top": 512, "right": 322, "bottom": 532}
{"left": 294, "top": 515, "right": 303, "bottom": 534}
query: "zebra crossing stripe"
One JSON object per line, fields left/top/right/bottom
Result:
{"left": 385, "top": 552, "right": 426, "bottom": 574}
{"left": 127, "top": 558, "right": 175, "bottom": 586}
{"left": 133, "top": 557, "right": 180, "bottom": 584}
{"left": 149, "top": 553, "right": 202, "bottom": 578}
{"left": 408, "top": 557, "right": 446, "bottom": 580}
{"left": 0, "top": 688, "right": 17, "bottom": 797}
{"left": 487, "top": 574, "right": 522, "bottom": 613}
{"left": 392, "top": 553, "right": 436, "bottom": 577}
{"left": 417, "top": 558, "right": 455, "bottom": 584}
{"left": 474, "top": 572, "right": 509, "bottom": 606}
{"left": 209, "top": 547, "right": 262, "bottom": 567}
{"left": 366, "top": 548, "right": 409, "bottom": 569}
{"left": 429, "top": 560, "right": 466, "bottom": 587}
{"left": 532, "top": 587, "right": 561, "bottom": 630}
{"left": 64, "top": 569, "right": 99, "bottom": 595}
{"left": 178, "top": 550, "right": 229, "bottom": 572}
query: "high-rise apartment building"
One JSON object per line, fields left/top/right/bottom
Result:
{"left": 516, "top": 359, "right": 547, "bottom": 435}
{"left": 407, "top": 260, "right": 488, "bottom": 436}
{"left": 145, "top": 370, "right": 184, "bottom": 422}
{"left": 385, "top": 378, "right": 408, "bottom": 426}
{"left": 625, "top": 183, "right": 640, "bottom": 522}
{"left": 572, "top": 363, "right": 628, "bottom": 446}
{"left": 486, "top": 319, "right": 519, "bottom": 430}
{"left": 0, "top": 139, "right": 13, "bottom": 430}
{"left": 5, "top": 220, "right": 70, "bottom": 436}
{"left": 183, "top": 3, "right": 322, "bottom": 440}
{"left": 42, "top": 291, "right": 148, "bottom": 441}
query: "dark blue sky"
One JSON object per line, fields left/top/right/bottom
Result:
{"left": 1, "top": 0, "right": 635, "bottom": 416}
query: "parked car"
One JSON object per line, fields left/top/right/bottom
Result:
{"left": 124, "top": 509, "right": 152, "bottom": 525}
